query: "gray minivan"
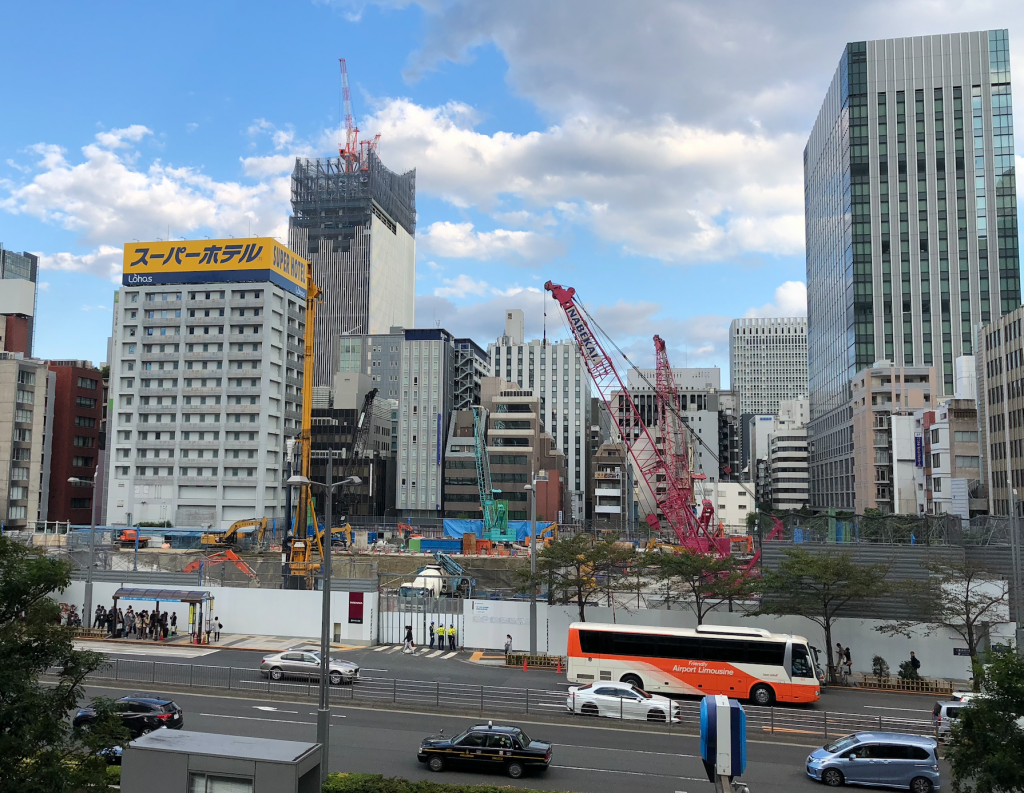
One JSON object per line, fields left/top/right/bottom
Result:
{"left": 806, "top": 732, "right": 940, "bottom": 791}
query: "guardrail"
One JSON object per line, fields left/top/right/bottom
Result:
{"left": 80, "top": 658, "right": 934, "bottom": 741}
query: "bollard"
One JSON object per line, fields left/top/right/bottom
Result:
{"left": 556, "top": 657, "right": 562, "bottom": 674}
{"left": 523, "top": 657, "right": 528, "bottom": 672}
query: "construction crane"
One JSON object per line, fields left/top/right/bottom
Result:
{"left": 338, "top": 57, "right": 360, "bottom": 171}
{"left": 471, "top": 405, "right": 513, "bottom": 543}
{"left": 200, "top": 517, "right": 268, "bottom": 549}
{"left": 545, "top": 281, "right": 727, "bottom": 557}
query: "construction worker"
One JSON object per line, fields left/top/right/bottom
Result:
{"left": 428, "top": 621, "right": 436, "bottom": 650}
{"left": 448, "top": 623, "right": 457, "bottom": 651}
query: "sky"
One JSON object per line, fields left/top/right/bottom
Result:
{"left": 2, "top": 1, "right": 1024, "bottom": 383}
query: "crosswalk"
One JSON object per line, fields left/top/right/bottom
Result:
{"left": 371, "top": 644, "right": 459, "bottom": 660}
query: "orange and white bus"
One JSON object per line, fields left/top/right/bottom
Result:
{"left": 566, "top": 623, "right": 820, "bottom": 706}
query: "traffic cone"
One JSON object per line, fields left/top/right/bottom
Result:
{"left": 556, "top": 657, "right": 562, "bottom": 674}
{"left": 523, "top": 657, "right": 528, "bottom": 672}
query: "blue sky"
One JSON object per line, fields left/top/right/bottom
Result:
{"left": 2, "top": 1, "right": 1023, "bottom": 381}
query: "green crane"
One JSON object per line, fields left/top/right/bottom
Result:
{"left": 471, "top": 406, "right": 513, "bottom": 542}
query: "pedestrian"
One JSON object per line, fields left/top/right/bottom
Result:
{"left": 93, "top": 605, "right": 103, "bottom": 629}
{"left": 161, "top": 611, "right": 169, "bottom": 640}
{"left": 125, "top": 607, "right": 134, "bottom": 637}
{"left": 428, "top": 621, "right": 435, "bottom": 650}
{"left": 834, "top": 642, "right": 843, "bottom": 670}
{"left": 170, "top": 612, "right": 177, "bottom": 636}
{"left": 403, "top": 625, "right": 414, "bottom": 653}
{"left": 214, "top": 617, "right": 222, "bottom": 642}
{"left": 135, "top": 610, "right": 143, "bottom": 639}
{"left": 448, "top": 623, "right": 457, "bottom": 651}
{"left": 843, "top": 646, "right": 852, "bottom": 676}
{"left": 117, "top": 608, "right": 125, "bottom": 638}
{"left": 504, "top": 634, "right": 512, "bottom": 659}
{"left": 910, "top": 651, "right": 921, "bottom": 673}
{"left": 142, "top": 610, "right": 151, "bottom": 640}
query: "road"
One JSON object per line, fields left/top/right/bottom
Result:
{"left": 78, "top": 638, "right": 943, "bottom": 723}
{"left": 87, "top": 680, "right": 952, "bottom": 793}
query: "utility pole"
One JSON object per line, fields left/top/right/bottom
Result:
{"left": 318, "top": 448, "right": 333, "bottom": 784}
{"left": 527, "top": 480, "right": 537, "bottom": 656}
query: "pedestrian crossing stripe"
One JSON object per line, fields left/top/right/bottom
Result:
{"left": 385, "top": 646, "right": 402, "bottom": 654}
{"left": 441, "top": 651, "right": 457, "bottom": 659}
{"left": 427, "top": 650, "right": 443, "bottom": 658}
{"left": 372, "top": 645, "right": 388, "bottom": 652}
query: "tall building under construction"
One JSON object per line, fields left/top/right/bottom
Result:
{"left": 289, "top": 152, "right": 417, "bottom": 387}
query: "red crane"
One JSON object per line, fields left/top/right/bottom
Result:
{"left": 545, "top": 281, "right": 728, "bottom": 556}
{"left": 339, "top": 58, "right": 360, "bottom": 170}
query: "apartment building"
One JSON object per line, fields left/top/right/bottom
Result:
{"left": 590, "top": 442, "right": 628, "bottom": 532}
{"left": 45, "top": 361, "right": 104, "bottom": 524}
{"left": 0, "top": 354, "right": 54, "bottom": 529}
{"left": 913, "top": 399, "right": 984, "bottom": 517}
{"left": 106, "top": 238, "right": 306, "bottom": 528}
{"left": 768, "top": 429, "right": 810, "bottom": 511}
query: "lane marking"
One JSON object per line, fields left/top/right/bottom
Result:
{"left": 372, "top": 646, "right": 388, "bottom": 652}
{"left": 385, "top": 646, "right": 402, "bottom": 654}
{"left": 253, "top": 706, "right": 298, "bottom": 713}
{"left": 360, "top": 668, "right": 388, "bottom": 673}
{"left": 427, "top": 650, "right": 443, "bottom": 658}
{"left": 307, "top": 712, "right": 347, "bottom": 718}
{"left": 198, "top": 713, "right": 313, "bottom": 726}
{"left": 863, "top": 706, "right": 932, "bottom": 714}
{"left": 441, "top": 652, "right": 457, "bottom": 659}
{"left": 557, "top": 743, "right": 698, "bottom": 759}
{"left": 553, "top": 764, "right": 706, "bottom": 781}
{"left": 469, "top": 651, "right": 484, "bottom": 661}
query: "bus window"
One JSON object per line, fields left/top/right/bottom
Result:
{"left": 791, "top": 644, "right": 815, "bottom": 678}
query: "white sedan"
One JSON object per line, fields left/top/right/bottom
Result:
{"left": 566, "top": 681, "right": 681, "bottom": 722}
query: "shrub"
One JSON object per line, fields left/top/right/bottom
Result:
{"left": 871, "top": 655, "right": 890, "bottom": 678}
{"left": 322, "top": 773, "right": 564, "bottom": 793}
{"left": 897, "top": 660, "right": 920, "bottom": 681}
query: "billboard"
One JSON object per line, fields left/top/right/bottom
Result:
{"left": 122, "top": 237, "right": 307, "bottom": 298}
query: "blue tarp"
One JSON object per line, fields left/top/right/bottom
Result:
{"left": 443, "top": 519, "right": 553, "bottom": 542}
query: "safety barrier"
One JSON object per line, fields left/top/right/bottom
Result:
{"left": 856, "top": 675, "right": 955, "bottom": 696}
{"left": 78, "top": 658, "right": 934, "bottom": 740}
{"left": 505, "top": 654, "right": 565, "bottom": 670}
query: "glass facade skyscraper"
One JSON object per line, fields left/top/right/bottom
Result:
{"left": 806, "top": 31, "right": 1020, "bottom": 510}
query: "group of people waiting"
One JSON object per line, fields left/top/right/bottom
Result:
{"left": 91, "top": 604, "right": 177, "bottom": 640}
{"left": 402, "top": 621, "right": 459, "bottom": 653}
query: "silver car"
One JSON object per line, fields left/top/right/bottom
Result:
{"left": 806, "top": 732, "right": 940, "bottom": 792}
{"left": 260, "top": 650, "right": 359, "bottom": 685}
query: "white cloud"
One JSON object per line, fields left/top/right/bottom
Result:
{"left": 80, "top": 303, "right": 111, "bottom": 312}
{"left": 433, "top": 273, "right": 490, "bottom": 298}
{"left": 37, "top": 281, "right": 50, "bottom": 291}
{"left": 744, "top": 281, "right": 807, "bottom": 318}
{"left": 420, "top": 220, "right": 557, "bottom": 262}
{"left": 37, "top": 245, "right": 124, "bottom": 282}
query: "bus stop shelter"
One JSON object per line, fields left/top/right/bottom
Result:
{"left": 111, "top": 588, "right": 214, "bottom": 643}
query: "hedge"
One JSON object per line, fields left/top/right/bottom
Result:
{"left": 323, "top": 773, "right": 567, "bottom": 793}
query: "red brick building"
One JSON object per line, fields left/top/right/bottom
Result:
{"left": 46, "top": 361, "right": 104, "bottom": 524}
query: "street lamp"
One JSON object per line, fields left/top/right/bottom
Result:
{"left": 524, "top": 471, "right": 548, "bottom": 656}
{"left": 68, "top": 467, "right": 98, "bottom": 628}
{"left": 287, "top": 450, "right": 360, "bottom": 783}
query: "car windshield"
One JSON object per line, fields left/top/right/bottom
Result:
{"left": 450, "top": 730, "right": 470, "bottom": 744}
{"left": 516, "top": 728, "right": 532, "bottom": 745}
{"left": 631, "top": 686, "right": 652, "bottom": 699}
{"left": 824, "top": 735, "right": 860, "bottom": 754}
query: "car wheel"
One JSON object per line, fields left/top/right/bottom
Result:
{"left": 427, "top": 755, "right": 444, "bottom": 772}
{"left": 822, "top": 768, "right": 844, "bottom": 787}
{"left": 749, "top": 683, "right": 774, "bottom": 706}
{"left": 581, "top": 703, "right": 599, "bottom": 717}
{"left": 646, "top": 708, "right": 667, "bottom": 722}
{"left": 270, "top": 667, "right": 283, "bottom": 681}
{"left": 620, "top": 673, "right": 643, "bottom": 689}
{"left": 910, "top": 778, "right": 934, "bottom": 793}
{"left": 506, "top": 760, "right": 525, "bottom": 779}
{"left": 330, "top": 672, "right": 342, "bottom": 686}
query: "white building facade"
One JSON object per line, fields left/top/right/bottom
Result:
{"left": 729, "top": 317, "right": 808, "bottom": 416}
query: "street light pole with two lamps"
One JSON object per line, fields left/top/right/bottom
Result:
{"left": 287, "top": 448, "right": 360, "bottom": 783}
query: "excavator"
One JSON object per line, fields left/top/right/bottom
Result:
{"left": 183, "top": 549, "right": 256, "bottom": 580}
{"left": 199, "top": 517, "right": 269, "bottom": 549}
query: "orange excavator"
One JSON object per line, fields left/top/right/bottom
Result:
{"left": 183, "top": 549, "right": 256, "bottom": 580}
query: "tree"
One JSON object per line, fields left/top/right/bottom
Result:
{"left": 876, "top": 559, "right": 1010, "bottom": 691}
{"left": 0, "top": 535, "right": 127, "bottom": 792}
{"left": 653, "top": 550, "right": 756, "bottom": 625}
{"left": 522, "top": 533, "right": 632, "bottom": 622}
{"left": 752, "top": 548, "right": 889, "bottom": 684}
{"left": 946, "top": 648, "right": 1024, "bottom": 793}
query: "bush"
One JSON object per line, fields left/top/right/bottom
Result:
{"left": 107, "top": 764, "right": 122, "bottom": 783}
{"left": 322, "top": 773, "right": 563, "bottom": 793}
{"left": 871, "top": 655, "right": 890, "bottom": 678}
{"left": 897, "top": 660, "right": 920, "bottom": 681}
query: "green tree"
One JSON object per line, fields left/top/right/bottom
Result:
{"left": 753, "top": 548, "right": 889, "bottom": 684}
{"left": 653, "top": 550, "right": 756, "bottom": 625}
{"left": 522, "top": 533, "right": 631, "bottom": 622}
{"left": 946, "top": 648, "right": 1024, "bottom": 793}
{"left": 876, "top": 559, "right": 1010, "bottom": 691}
{"left": 0, "top": 535, "right": 128, "bottom": 792}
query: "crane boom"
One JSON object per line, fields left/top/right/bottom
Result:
{"left": 339, "top": 58, "right": 360, "bottom": 170}
{"left": 544, "top": 281, "right": 727, "bottom": 555}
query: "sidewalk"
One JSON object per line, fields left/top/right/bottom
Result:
{"left": 75, "top": 631, "right": 368, "bottom": 654}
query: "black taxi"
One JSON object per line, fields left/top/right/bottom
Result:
{"left": 418, "top": 721, "right": 553, "bottom": 778}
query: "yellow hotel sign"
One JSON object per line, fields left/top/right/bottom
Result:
{"left": 122, "top": 237, "right": 307, "bottom": 298}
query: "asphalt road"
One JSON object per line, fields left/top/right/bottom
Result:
{"left": 87, "top": 681, "right": 953, "bottom": 793}
{"left": 81, "top": 639, "right": 943, "bottom": 723}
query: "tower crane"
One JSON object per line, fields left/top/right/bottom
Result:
{"left": 338, "top": 58, "right": 360, "bottom": 171}
{"left": 544, "top": 281, "right": 729, "bottom": 557}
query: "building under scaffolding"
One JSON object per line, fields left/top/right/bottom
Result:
{"left": 289, "top": 153, "right": 417, "bottom": 387}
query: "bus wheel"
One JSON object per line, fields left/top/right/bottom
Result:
{"left": 620, "top": 674, "right": 643, "bottom": 689}
{"left": 749, "top": 684, "right": 775, "bottom": 706}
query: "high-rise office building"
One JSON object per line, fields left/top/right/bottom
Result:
{"left": 806, "top": 30, "right": 1019, "bottom": 510}
{"left": 106, "top": 238, "right": 307, "bottom": 528}
{"left": 487, "top": 310, "right": 591, "bottom": 520}
{"left": 0, "top": 244, "right": 38, "bottom": 356}
{"left": 289, "top": 154, "right": 416, "bottom": 387}
{"left": 729, "top": 317, "right": 808, "bottom": 416}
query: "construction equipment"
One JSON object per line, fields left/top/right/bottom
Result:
{"left": 471, "top": 405, "right": 513, "bottom": 543}
{"left": 184, "top": 549, "right": 257, "bottom": 580}
{"left": 117, "top": 529, "right": 148, "bottom": 549}
{"left": 539, "top": 523, "right": 558, "bottom": 547}
{"left": 200, "top": 517, "right": 268, "bottom": 548}
{"left": 545, "top": 281, "right": 727, "bottom": 558}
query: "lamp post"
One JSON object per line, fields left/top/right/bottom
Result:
{"left": 1012, "top": 489, "right": 1024, "bottom": 653}
{"left": 288, "top": 451, "right": 360, "bottom": 783}
{"left": 68, "top": 466, "right": 99, "bottom": 627}
{"left": 525, "top": 482, "right": 537, "bottom": 655}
